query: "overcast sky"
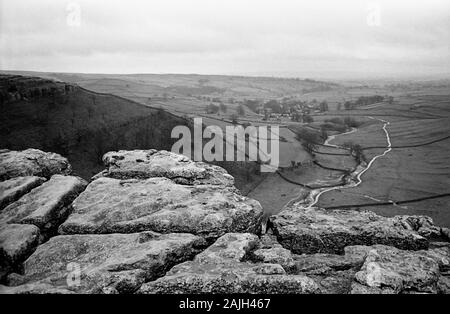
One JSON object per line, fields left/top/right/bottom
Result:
{"left": 0, "top": 0, "right": 449, "bottom": 79}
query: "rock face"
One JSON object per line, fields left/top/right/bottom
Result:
{"left": 97, "top": 149, "right": 235, "bottom": 187}
{"left": 0, "top": 175, "right": 87, "bottom": 237}
{"left": 270, "top": 207, "right": 432, "bottom": 254}
{"left": 0, "top": 74, "right": 74, "bottom": 104}
{"left": 0, "top": 149, "right": 71, "bottom": 180}
{"left": 1, "top": 148, "right": 449, "bottom": 295}
{"left": 59, "top": 177, "right": 263, "bottom": 239}
{"left": 0, "top": 148, "right": 267, "bottom": 293}
{"left": 2, "top": 232, "right": 205, "bottom": 294}
{"left": 0, "top": 176, "right": 46, "bottom": 210}
{"left": 139, "top": 233, "right": 320, "bottom": 294}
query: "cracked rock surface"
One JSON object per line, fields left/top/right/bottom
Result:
{"left": 350, "top": 244, "right": 450, "bottom": 293}
{"left": 139, "top": 233, "right": 320, "bottom": 294}
{"left": 96, "top": 149, "right": 235, "bottom": 187}
{"left": 0, "top": 175, "right": 87, "bottom": 237}
{"left": 1, "top": 148, "right": 449, "bottom": 294}
{"left": 59, "top": 177, "right": 263, "bottom": 238}
{"left": 269, "top": 207, "right": 441, "bottom": 254}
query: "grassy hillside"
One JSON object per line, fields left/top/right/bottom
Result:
{"left": 0, "top": 75, "right": 190, "bottom": 179}
{"left": 0, "top": 74, "right": 263, "bottom": 191}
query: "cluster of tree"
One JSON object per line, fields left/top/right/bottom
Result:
{"left": 324, "top": 116, "right": 361, "bottom": 128}
{"left": 344, "top": 95, "right": 385, "bottom": 110}
{"left": 230, "top": 113, "right": 239, "bottom": 124}
{"left": 319, "top": 101, "right": 329, "bottom": 112}
{"left": 291, "top": 111, "right": 302, "bottom": 122}
{"left": 264, "top": 99, "right": 283, "bottom": 114}
{"left": 387, "top": 96, "right": 394, "bottom": 104}
{"left": 243, "top": 99, "right": 260, "bottom": 113}
{"left": 300, "top": 137, "right": 318, "bottom": 154}
{"left": 290, "top": 160, "right": 307, "bottom": 169}
{"left": 263, "top": 99, "right": 304, "bottom": 115}
{"left": 264, "top": 99, "right": 323, "bottom": 115}
{"left": 291, "top": 112, "right": 314, "bottom": 123}
{"left": 301, "top": 85, "right": 333, "bottom": 94}
{"left": 343, "top": 116, "right": 360, "bottom": 128}
{"left": 303, "top": 114, "right": 314, "bottom": 123}
{"left": 240, "top": 97, "right": 331, "bottom": 118}
{"left": 206, "top": 102, "right": 229, "bottom": 114}
{"left": 206, "top": 103, "right": 220, "bottom": 114}
{"left": 321, "top": 116, "right": 362, "bottom": 133}
{"left": 343, "top": 101, "right": 355, "bottom": 110}
{"left": 320, "top": 121, "right": 347, "bottom": 133}
{"left": 236, "top": 104, "right": 245, "bottom": 116}
{"left": 294, "top": 128, "right": 323, "bottom": 154}
{"left": 342, "top": 141, "right": 365, "bottom": 164}
{"left": 198, "top": 96, "right": 223, "bottom": 102}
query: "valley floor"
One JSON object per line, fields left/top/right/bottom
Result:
{"left": 249, "top": 93, "right": 450, "bottom": 228}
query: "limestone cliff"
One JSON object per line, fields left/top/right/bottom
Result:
{"left": 0, "top": 74, "right": 191, "bottom": 180}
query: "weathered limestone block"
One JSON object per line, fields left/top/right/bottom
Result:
{"left": 394, "top": 215, "right": 442, "bottom": 239}
{"left": 0, "top": 176, "right": 46, "bottom": 210}
{"left": 270, "top": 207, "right": 430, "bottom": 254}
{"left": 97, "top": 149, "right": 234, "bottom": 187}
{"left": 59, "top": 177, "right": 263, "bottom": 239}
{"left": 0, "top": 149, "right": 71, "bottom": 180}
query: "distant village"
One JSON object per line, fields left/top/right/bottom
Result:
{"left": 199, "top": 94, "right": 391, "bottom": 124}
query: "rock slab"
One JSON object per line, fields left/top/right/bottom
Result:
{"left": 0, "top": 175, "right": 87, "bottom": 235}
{"left": 270, "top": 207, "right": 431, "bottom": 254}
{"left": 59, "top": 177, "right": 263, "bottom": 238}
{"left": 0, "top": 176, "right": 46, "bottom": 210}
{"left": 97, "top": 149, "right": 234, "bottom": 187}
{"left": 0, "top": 149, "right": 71, "bottom": 180}
{"left": 351, "top": 245, "right": 449, "bottom": 294}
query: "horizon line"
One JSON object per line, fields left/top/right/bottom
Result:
{"left": 1, "top": 68, "right": 449, "bottom": 83}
